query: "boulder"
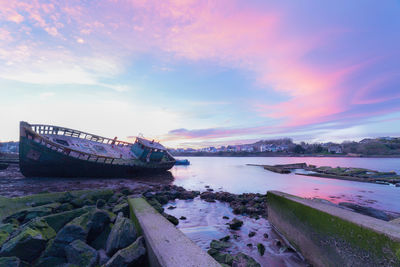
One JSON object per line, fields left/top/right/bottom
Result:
{"left": 0, "top": 223, "right": 17, "bottom": 247}
{"left": 0, "top": 227, "right": 49, "bottom": 262}
{"left": 33, "top": 256, "right": 66, "bottom": 267}
{"left": 104, "top": 236, "right": 146, "bottom": 267}
{"left": 96, "top": 199, "right": 106, "bottom": 209}
{"left": 42, "top": 224, "right": 86, "bottom": 258}
{"left": 228, "top": 218, "right": 243, "bottom": 230}
{"left": 163, "top": 213, "right": 179, "bottom": 226}
{"left": 207, "top": 249, "right": 234, "bottom": 266}
{"left": 210, "top": 240, "right": 231, "bottom": 250}
{"left": 3, "top": 203, "right": 60, "bottom": 224}
{"left": 232, "top": 252, "right": 260, "bottom": 267}
{"left": 248, "top": 231, "right": 256, "bottom": 238}
{"left": 90, "top": 223, "right": 111, "bottom": 250}
{"left": 65, "top": 240, "right": 98, "bottom": 267}
{"left": 112, "top": 203, "right": 129, "bottom": 218}
{"left": 0, "top": 256, "right": 23, "bottom": 267}
{"left": 98, "top": 249, "right": 110, "bottom": 266}
{"left": 106, "top": 213, "right": 137, "bottom": 256}
{"left": 42, "top": 206, "right": 94, "bottom": 232}
{"left": 87, "top": 210, "right": 111, "bottom": 242}
{"left": 54, "top": 203, "right": 74, "bottom": 213}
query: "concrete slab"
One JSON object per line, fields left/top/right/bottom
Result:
{"left": 267, "top": 190, "right": 400, "bottom": 267}
{"left": 128, "top": 198, "right": 221, "bottom": 267}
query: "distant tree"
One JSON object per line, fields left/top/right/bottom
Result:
{"left": 293, "top": 144, "right": 306, "bottom": 154}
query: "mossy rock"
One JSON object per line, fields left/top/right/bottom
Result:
{"left": 0, "top": 223, "right": 18, "bottom": 247}
{"left": 104, "top": 236, "right": 146, "bottom": 267}
{"left": 90, "top": 223, "right": 111, "bottom": 250}
{"left": 65, "top": 240, "right": 98, "bottom": 267}
{"left": 3, "top": 203, "right": 60, "bottom": 224}
{"left": 0, "top": 227, "right": 48, "bottom": 262}
{"left": 54, "top": 203, "right": 74, "bottom": 213}
{"left": 33, "top": 256, "right": 66, "bottom": 267}
{"left": 105, "top": 213, "right": 137, "bottom": 256}
{"left": 67, "top": 210, "right": 95, "bottom": 231}
{"left": 210, "top": 239, "right": 231, "bottom": 250}
{"left": 163, "top": 213, "right": 179, "bottom": 226}
{"left": 257, "top": 243, "right": 265, "bottom": 256}
{"left": 42, "top": 224, "right": 86, "bottom": 258}
{"left": 42, "top": 206, "right": 95, "bottom": 232}
{"left": 228, "top": 218, "right": 243, "bottom": 230}
{"left": 0, "top": 256, "right": 24, "bottom": 267}
{"left": 87, "top": 210, "right": 111, "bottom": 243}
{"left": 233, "top": 252, "right": 260, "bottom": 267}
{"left": 112, "top": 203, "right": 129, "bottom": 218}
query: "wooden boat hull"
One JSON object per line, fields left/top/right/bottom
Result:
{"left": 19, "top": 122, "right": 175, "bottom": 178}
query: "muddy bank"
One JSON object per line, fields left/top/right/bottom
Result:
{"left": 0, "top": 164, "right": 174, "bottom": 198}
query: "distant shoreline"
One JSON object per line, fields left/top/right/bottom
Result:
{"left": 171, "top": 152, "right": 400, "bottom": 158}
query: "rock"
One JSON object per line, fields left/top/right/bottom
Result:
{"left": 263, "top": 233, "right": 268, "bottom": 239}
{"left": 338, "top": 202, "right": 390, "bottom": 221}
{"left": 179, "top": 216, "right": 187, "bottom": 220}
{"left": 107, "top": 194, "right": 120, "bottom": 205}
{"left": 155, "top": 195, "right": 169, "bottom": 205}
{"left": 257, "top": 243, "right": 265, "bottom": 256}
{"left": 248, "top": 231, "right": 256, "bottom": 238}
{"left": 0, "top": 226, "right": 50, "bottom": 262}
{"left": 98, "top": 249, "right": 110, "bottom": 266}
{"left": 232, "top": 252, "right": 260, "bottom": 267}
{"left": 208, "top": 251, "right": 234, "bottom": 266}
{"left": 106, "top": 213, "right": 137, "bottom": 256}
{"left": 54, "top": 203, "right": 74, "bottom": 213}
{"left": 396, "top": 183, "right": 400, "bottom": 187}
{"left": 163, "top": 213, "right": 179, "bottom": 226}
{"left": 90, "top": 223, "right": 111, "bottom": 250}
{"left": 65, "top": 239, "right": 98, "bottom": 267}
{"left": 96, "top": 199, "right": 106, "bottom": 209}
{"left": 71, "top": 196, "right": 86, "bottom": 208}
{"left": 112, "top": 203, "right": 129, "bottom": 218}
{"left": 228, "top": 218, "right": 243, "bottom": 230}
{"left": 274, "top": 239, "right": 282, "bottom": 247}
{"left": 246, "top": 243, "right": 252, "bottom": 247}
{"left": 42, "top": 206, "right": 94, "bottom": 232}
{"left": 219, "top": 235, "right": 230, "bottom": 242}
{"left": 33, "top": 256, "right": 66, "bottom": 267}
{"left": 167, "top": 206, "right": 176, "bottom": 210}
{"left": 210, "top": 240, "right": 231, "bottom": 250}
{"left": 68, "top": 210, "right": 94, "bottom": 231}
{"left": 104, "top": 236, "right": 146, "bottom": 267}
{"left": 42, "top": 224, "right": 86, "bottom": 258}
{"left": 222, "top": 216, "right": 229, "bottom": 220}
{"left": 87, "top": 210, "right": 111, "bottom": 242}
{"left": 207, "top": 188, "right": 214, "bottom": 192}
{"left": 3, "top": 203, "right": 59, "bottom": 224}
{"left": 0, "top": 224, "right": 17, "bottom": 247}
{"left": 120, "top": 188, "right": 131, "bottom": 196}
{"left": 0, "top": 256, "right": 23, "bottom": 267}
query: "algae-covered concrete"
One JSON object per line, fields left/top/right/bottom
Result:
{"left": 128, "top": 197, "right": 221, "bottom": 267}
{"left": 267, "top": 191, "right": 400, "bottom": 267}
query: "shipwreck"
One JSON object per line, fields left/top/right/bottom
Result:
{"left": 19, "top": 121, "right": 175, "bottom": 177}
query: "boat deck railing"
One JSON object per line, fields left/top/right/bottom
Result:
{"left": 30, "top": 124, "right": 132, "bottom": 146}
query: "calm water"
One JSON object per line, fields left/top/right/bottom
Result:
{"left": 170, "top": 157, "right": 400, "bottom": 214}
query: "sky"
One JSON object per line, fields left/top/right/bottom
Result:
{"left": 1, "top": 0, "right": 400, "bottom": 148}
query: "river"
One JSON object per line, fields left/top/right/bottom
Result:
{"left": 170, "top": 157, "right": 400, "bottom": 214}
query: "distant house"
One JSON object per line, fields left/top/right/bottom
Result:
{"left": 226, "top": 146, "right": 237, "bottom": 152}
{"left": 328, "top": 145, "right": 343, "bottom": 154}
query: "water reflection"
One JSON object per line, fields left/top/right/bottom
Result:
{"left": 171, "top": 157, "right": 400, "bottom": 213}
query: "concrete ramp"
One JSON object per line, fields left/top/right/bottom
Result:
{"left": 128, "top": 197, "right": 221, "bottom": 267}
